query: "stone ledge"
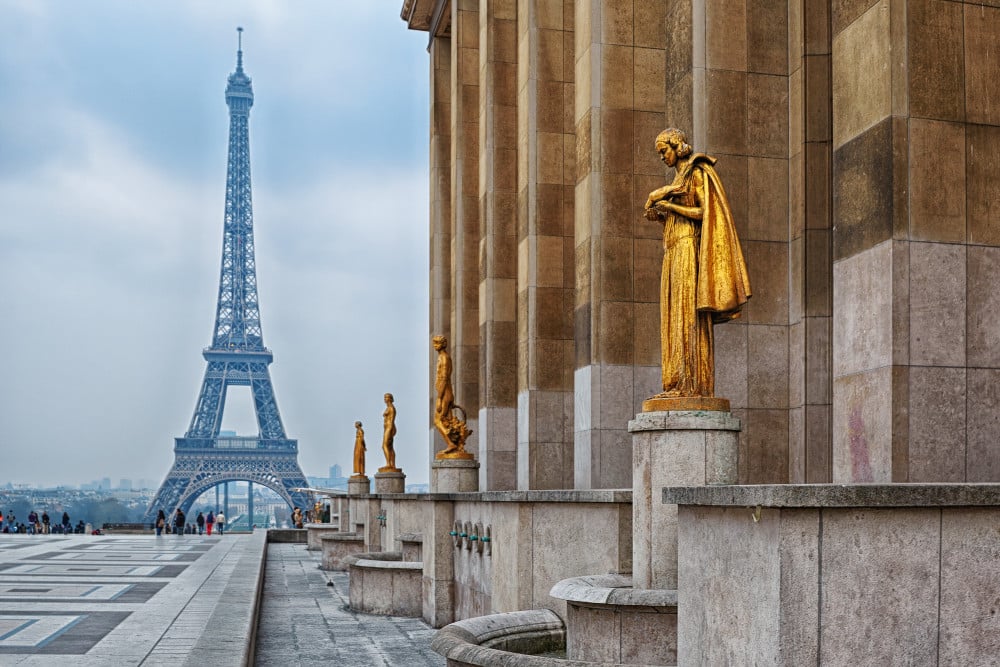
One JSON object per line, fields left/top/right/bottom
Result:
{"left": 183, "top": 531, "right": 267, "bottom": 666}
{"left": 550, "top": 574, "right": 677, "bottom": 609}
{"left": 366, "top": 490, "right": 632, "bottom": 503}
{"left": 354, "top": 558, "right": 423, "bottom": 571}
{"left": 663, "top": 484, "right": 1000, "bottom": 507}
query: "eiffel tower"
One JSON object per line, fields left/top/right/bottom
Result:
{"left": 146, "top": 29, "right": 310, "bottom": 521}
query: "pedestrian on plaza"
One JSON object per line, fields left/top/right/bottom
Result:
{"left": 0, "top": 510, "right": 4, "bottom": 532}
{"left": 41, "top": 511, "right": 50, "bottom": 535}
{"left": 155, "top": 509, "right": 166, "bottom": 536}
{"left": 62, "top": 512, "right": 70, "bottom": 532}
{"left": 196, "top": 512, "right": 205, "bottom": 535}
{"left": 7, "top": 512, "right": 15, "bottom": 533}
{"left": 174, "top": 508, "right": 185, "bottom": 537}
{"left": 28, "top": 510, "right": 38, "bottom": 535}
{"left": 205, "top": 511, "right": 215, "bottom": 536}
{"left": 215, "top": 511, "right": 225, "bottom": 535}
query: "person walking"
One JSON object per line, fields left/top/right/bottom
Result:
{"left": 173, "top": 508, "right": 185, "bottom": 537}
{"left": 62, "top": 512, "right": 70, "bottom": 533}
{"left": 215, "top": 511, "right": 225, "bottom": 535}
{"left": 155, "top": 510, "right": 166, "bottom": 536}
{"left": 196, "top": 512, "right": 205, "bottom": 535}
{"left": 41, "top": 511, "right": 50, "bottom": 535}
{"left": 28, "top": 510, "right": 38, "bottom": 535}
{"left": 205, "top": 511, "right": 215, "bottom": 536}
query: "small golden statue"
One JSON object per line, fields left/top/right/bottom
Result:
{"left": 379, "top": 393, "right": 400, "bottom": 472}
{"left": 643, "top": 128, "right": 751, "bottom": 412}
{"left": 351, "top": 421, "right": 367, "bottom": 478}
{"left": 432, "top": 335, "right": 473, "bottom": 459}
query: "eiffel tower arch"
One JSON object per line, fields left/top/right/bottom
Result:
{"left": 147, "top": 29, "right": 310, "bottom": 521}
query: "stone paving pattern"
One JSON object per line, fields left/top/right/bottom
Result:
{"left": 254, "top": 543, "right": 443, "bottom": 667}
{"left": 0, "top": 534, "right": 443, "bottom": 666}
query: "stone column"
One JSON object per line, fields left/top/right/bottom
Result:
{"left": 477, "top": 0, "right": 519, "bottom": 489}
{"left": 830, "top": 0, "right": 1000, "bottom": 482}
{"left": 429, "top": 34, "right": 453, "bottom": 463}
{"left": 692, "top": 0, "right": 793, "bottom": 484}
{"left": 629, "top": 410, "right": 739, "bottom": 590}
{"left": 573, "top": 0, "right": 667, "bottom": 489}
{"left": 449, "top": 0, "right": 481, "bottom": 461}
{"left": 515, "top": 0, "right": 576, "bottom": 490}
{"left": 788, "top": 0, "right": 833, "bottom": 483}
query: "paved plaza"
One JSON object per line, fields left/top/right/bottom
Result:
{"left": 0, "top": 533, "right": 443, "bottom": 666}
{"left": 255, "top": 544, "right": 443, "bottom": 667}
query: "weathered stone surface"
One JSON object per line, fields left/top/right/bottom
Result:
{"left": 662, "top": 483, "right": 1000, "bottom": 507}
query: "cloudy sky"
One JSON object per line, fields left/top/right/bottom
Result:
{"left": 0, "top": 2, "right": 433, "bottom": 488}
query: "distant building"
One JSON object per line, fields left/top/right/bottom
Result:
{"left": 329, "top": 464, "right": 343, "bottom": 479}
{"left": 119, "top": 479, "right": 132, "bottom": 491}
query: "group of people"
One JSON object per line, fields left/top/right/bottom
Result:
{"left": 0, "top": 509, "right": 80, "bottom": 534}
{"left": 154, "top": 508, "right": 225, "bottom": 536}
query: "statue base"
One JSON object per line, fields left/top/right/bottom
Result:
{"left": 431, "top": 458, "right": 479, "bottom": 493}
{"left": 374, "top": 470, "right": 406, "bottom": 494}
{"left": 434, "top": 449, "right": 475, "bottom": 461}
{"left": 628, "top": 408, "right": 741, "bottom": 590}
{"left": 642, "top": 395, "right": 730, "bottom": 413}
{"left": 347, "top": 475, "right": 370, "bottom": 496}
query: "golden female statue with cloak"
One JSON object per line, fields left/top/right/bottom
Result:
{"left": 643, "top": 128, "right": 750, "bottom": 411}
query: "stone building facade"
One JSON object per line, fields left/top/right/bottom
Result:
{"left": 401, "top": 0, "right": 1000, "bottom": 490}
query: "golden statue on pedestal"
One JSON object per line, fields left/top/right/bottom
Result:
{"left": 432, "top": 335, "right": 473, "bottom": 459}
{"left": 643, "top": 128, "right": 751, "bottom": 412}
{"left": 351, "top": 421, "right": 367, "bottom": 478}
{"left": 379, "top": 393, "right": 400, "bottom": 472}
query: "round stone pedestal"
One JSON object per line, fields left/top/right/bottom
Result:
{"left": 347, "top": 475, "right": 371, "bottom": 496}
{"left": 628, "top": 409, "right": 740, "bottom": 590}
{"left": 431, "top": 458, "right": 479, "bottom": 492}
{"left": 374, "top": 470, "right": 406, "bottom": 494}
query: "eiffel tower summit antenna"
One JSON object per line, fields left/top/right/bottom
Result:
{"left": 147, "top": 31, "right": 310, "bottom": 522}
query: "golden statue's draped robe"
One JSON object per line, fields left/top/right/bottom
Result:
{"left": 657, "top": 154, "right": 750, "bottom": 397}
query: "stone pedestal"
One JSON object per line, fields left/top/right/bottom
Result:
{"left": 375, "top": 470, "right": 406, "bottom": 494}
{"left": 629, "top": 410, "right": 740, "bottom": 590}
{"left": 348, "top": 475, "right": 370, "bottom": 496}
{"left": 431, "top": 459, "right": 480, "bottom": 493}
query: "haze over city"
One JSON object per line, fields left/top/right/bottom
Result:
{"left": 0, "top": 2, "right": 432, "bottom": 488}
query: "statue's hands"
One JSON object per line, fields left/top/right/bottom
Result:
{"left": 644, "top": 207, "right": 662, "bottom": 222}
{"left": 654, "top": 200, "right": 673, "bottom": 214}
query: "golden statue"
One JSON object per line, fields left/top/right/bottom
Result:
{"left": 432, "top": 335, "right": 473, "bottom": 459}
{"left": 351, "top": 421, "right": 367, "bottom": 477}
{"left": 378, "top": 393, "right": 400, "bottom": 472}
{"left": 643, "top": 128, "right": 751, "bottom": 412}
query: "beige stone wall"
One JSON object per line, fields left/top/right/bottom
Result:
{"left": 831, "top": 0, "right": 1000, "bottom": 483}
